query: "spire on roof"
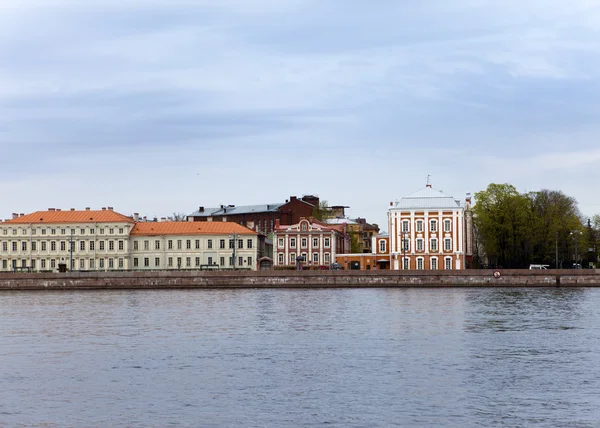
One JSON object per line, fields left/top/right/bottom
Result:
{"left": 426, "top": 175, "right": 432, "bottom": 188}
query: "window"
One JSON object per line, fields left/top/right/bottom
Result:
{"left": 168, "top": 240, "right": 173, "bottom": 250}
{"left": 155, "top": 257, "right": 160, "bottom": 267}
{"left": 186, "top": 257, "right": 191, "bottom": 267}
{"left": 186, "top": 240, "right": 191, "bottom": 250}
{"left": 32, "top": 242, "right": 37, "bottom": 251}
{"left": 444, "top": 238, "right": 452, "bottom": 251}
{"left": 50, "top": 259, "right": 56, "bottom": 268}
{"left": 313, "top": 237, "right": 319, "bottom": 248}
{"left": 99, "top": 228, "right": 104, "bottom": 235}
{"left": 402, "top": 221, "right": 409, "bottom": 232}
{"left": 40, "top": 259, "right": 46, "bottom": 269}
{"left": 118, "top": 258, "right": 124, "bottom": 268}
{"left": 133, "top": 241, "right": 139, "bottom": 251}
{"left": 154, "top": 240, "right": 160, "bottom": 250}
{"left": 403, "top": 258, "right": 409, "bottom": 270}
{"left": 32, "top": 229, "right": 36, "bottom": 235}
{"left": 313, "top": 253, "right": 319, "bottom": 263}
{"left": 220, "top": 257, "right": 225, "bottom": 266}
{"left": 144, "top": 257, "right": 149, "bottom": 267}
{"left": 247, "top": 239, "right": 253, "bottom": 249}
{"left": 133, "top": 258, "right": 139, "bottom": 267}
{"left": 89, "top": 259, "right": 95, "bottom": 269}
{"left": 143, "top": 240, "right": 149, "bottom": 250}
{"left": 2, "top": 260, "right": 6, "bottom": 269}
{"left": 41, "top": 241, "right": 47, "bottom": 251}
{"left": 31, "top": 260, "right": 36, "bottom": 269}
{"left": 228, "top": 239, "right": 234, "bottom": 249}
{"left": 278, "top": 253, "right": 284, "bottom": 264}
{"left": 177, "top": 240, "right": 182, "bottom": 250}
{"left": 119, "top": 241, "right": 124, "bottom": 251}
{"left": 431, "top": 258, "right": 438, "bottom": 270}
{"left": 2, "top": 242, "right": 7, "bottom": 252}
{"left": 51, "top": 241, "right": 56, "bottom": 251}
{"left": 89, "top": 241, "right": 95, "bottom": 251}
{"left": 278, "top": 238, "right": 284, "bottom": 248}
{"left": 247, "top": 256, "right": 252, "bottom": 266}
{"left": 195, "top": 240, "right": 200, "bottom": 249}
{"left": 301, "top": 222, "right": 307, "bottom": 231}
{"left": 177, "top": 257, "right": 182, "bottom": 268}
{"left": 41, "top": 229, "right": 46, "bottom": 235}
{"left": 301, "top": 238, "right": 307, "bottom": 248}
{"left": 444, "top": 219, "right": 452, "bottom": 232}
{"left": 108, "top": 258, "right": 114, "bottom": 269}
{"left": 238, "top": 256, "right": 243, "bottom": 266}
{"left": 109, "top": 241, "right": 115, "bottom": 251}
{"left": 119, "top": 228, "right": 124, "bottom": 234}
{"left": 324, "top": 253, "right": 330, "bottom": 263}
{"left": 290, "top": 238, "right": 296, "bottom": 248}
{"left": 416, "top": 239, "right": 424, "bottom": 252}
{"left": 22, "top": 241, "right": 27, "bottom": 251}
{"left": 430, "top": 239, "right": 438, "bottom": 252}
{"left": 219, "top": 239, "right": 225, "bottom": 249}
{"left": 207, "top": 239, "right": 213, "bottom": 249}
{"left": 403, "top": 238, "right": 410, "bottom": 252}
{"left": 80, "top": 229, "right": 85, "bottom": 235}
{"left": 416, "top": 221, "right": 423, "bottom": 232}
{"left": 324, "top": 238, "right": 330, "bottom": 248}
{"left": 60, "top": 241, "right": 66, "bottom": 251}
{"left": 61, "top": 229, "right": 66, "bottom": 235}
{"left": 206, "top": 256, "right": 212, "bottom": 266}
{"left": 168, "top": 257, "right": 173, "bottom": 267}
{"left": 99, "top": 258, "right": 105, "bottom": 269}
{"left": 90, "top": 228, "right": 95, "bottom": 234}
{"left": 80, "top": 241, "right": 85, "bottom": 251}
{"left": 1, "top": 229, "right": 5, "bottom": 235}
{"left": 417, "top": 258, "right": 424, "bottom": 270}
{"left": 290, "top": 253, "right": 296, "bottom": 263}
{"left": 51, "top": 229, "right": 56, "bottom": 235}
{"left": 99, "top": 241, "right": 105, "bottom": 251}
{"left": 238, "top": 239, "right": 243, "bottom": 249}
{"left": 430, "top": 220, "right": 437, "bottom": 232}
{"left": 445, "top": 258, "right": 452, "bottom": 270}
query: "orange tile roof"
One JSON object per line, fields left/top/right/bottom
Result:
{"left": 131, "top": 221, "right": 257, "bottom": 236}
{"left": 4, "top": 209, "right": 134, "bottom": 224}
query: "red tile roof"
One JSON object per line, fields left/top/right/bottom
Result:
{"left": 131, "top": 221, "right": 257, "bottom": 236}
{"left": 5, "top": 209, "right": 134, "bottom": 224}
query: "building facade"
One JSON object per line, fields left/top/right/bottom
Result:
{"left": 0, "top": 208, "right": 134, "bottom": 271}
{"left": 334, "top": 232, "right": 391, "bottom": 270}
{"left": 388, "top": 185, "right": 468, "bottom": 270}
{"left": 129, "top": 222, "right": 258, "bottom": 270}
{"left": 273, "top": 218, "right": 350, "bottom": 268}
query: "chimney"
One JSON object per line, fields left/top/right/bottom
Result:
{"left": 48, "top": 208, "right": 55, "bottom": 211}
{"left": 143, "top": 216, "right": 147, "bottom": 222}
{"left": 108, "top": 207, "right": 113, "bottom": 210}
{"left": 199, "top": 206, "right": 204, "bottom": 213}
{"left": 290, "top": 196, "right": 297, "bottom": 201}
{"left": 161, "top": 217, "right": 167, "bottom": 222}
{"left": 101, "top": 207, "right": 106, "bottom": 211}
{"left": 85, "top": 207, "right": 90, "bottom": 211}
{"left": 56, "top": 209, "right": 61, "bottom": 212}
{"left": 133, "top": 213, "right": 139, "bottom": 221}
{"left": 275, "top": 219, "right": 281, "bottom": 227}
{"left": 12, "top": 213, "right": 18, "bottom": 219}
{"left": 70, "top": 208, "right": 75, "bottom": 211}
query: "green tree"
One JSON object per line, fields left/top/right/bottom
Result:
{"left": 312, "top": 200, "right": 332, "bottom": 221}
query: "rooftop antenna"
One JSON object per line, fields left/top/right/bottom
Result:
{"left": 426, "top": 175, "right": 432, "bottom": 188}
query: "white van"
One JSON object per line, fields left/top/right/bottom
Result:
{"left": 529, "top": 264, "right": 549, "bottom": 270}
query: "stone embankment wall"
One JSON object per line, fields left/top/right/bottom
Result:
{"left": 0, "top": 270, "right": 599, "bottom": 290}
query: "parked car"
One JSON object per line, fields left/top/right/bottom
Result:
{"left": 529, "top": 264, "right": 549, "bottom": 269}
{"left": 330, "top": 263, "right": 343, "bottom": 270}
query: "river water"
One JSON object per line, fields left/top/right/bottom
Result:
{"left": 1, "top": 288, "right": 600, "bottom": 427}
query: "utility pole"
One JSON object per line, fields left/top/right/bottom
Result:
{"left": 230, "top": 232, "right": 238, "bottom": 269}
{"left": 555, "top": 231, "right": 558, "bottom": 269}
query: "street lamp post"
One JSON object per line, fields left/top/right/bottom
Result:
{"left": 570, "top": 231, "right": 583, "bottom": 268}
{"left": 69, "top": 228, "right": 73, "bottom": 272}
{"left": 230, "top": 233, "right": 238, "bottom": 269}
{"left": 401, "top": 231, "right": 408, "bottom": 270}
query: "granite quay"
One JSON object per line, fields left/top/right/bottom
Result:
{"left": 1, "top": 270, "right": 599, "bottom": 290}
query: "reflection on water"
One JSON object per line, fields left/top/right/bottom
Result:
{"left": 1, "top": 288, "right": 599, "bottom": 427}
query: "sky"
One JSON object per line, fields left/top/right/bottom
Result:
{"left": 1, "top": 0, "right": 600, "bottom": 230}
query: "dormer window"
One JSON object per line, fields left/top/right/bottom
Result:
{"left": 301, "top": 222, "right": 308, "bottom": 231}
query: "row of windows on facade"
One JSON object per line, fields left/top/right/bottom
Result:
{"left": 132, "top": 256, "right": 252, "bottom": 268}
{"left": 278, "top": 253, "right": 332, "bottom": 264}
{"left": 396, "top": 238, "right": 455, "bottom": 252}
{"left": 277, "top": 237, "right": 332, "bottom": 249}
{"left": 400, "top": 257, "right": 455, "bottom": 270}
{"left": 1, "top": 240, "right": 126, "bottom": 252}
{"left": 132, "top": 238, "right": 253, "bottom": 251}
{"left": 1, "top": 227, "right": 126, "bottom": 236}
{"left": 399, "top": 219, "right": 454, "bottom": 233}
{"left": 0, "top": 238, "right": 255, "bottom": 253}
{"left": 2, "top": 258, "right": 125, "bottom": 270}
{"left": 1, "top": 255, "right": 254, "bottom": 271}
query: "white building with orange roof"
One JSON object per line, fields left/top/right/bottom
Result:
{"left": 0, "top": 207, "right": 134, "bottom": 272}
{"left": 129, "top": 221, "right": 258, "bottom": 270}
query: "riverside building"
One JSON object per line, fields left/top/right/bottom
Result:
{"left": 388, "top": 183, "right": 471, "bottom": 270}
{"left": 0, "top": 208, "right": 259, "bottom": 272}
